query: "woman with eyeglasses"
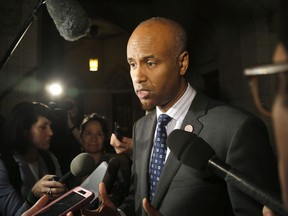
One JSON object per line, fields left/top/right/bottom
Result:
{"left": 0, "top": 101, "right": 66, "bottom": 216}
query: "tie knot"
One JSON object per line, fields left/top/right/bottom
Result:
{"left": 157, "top": 114, "right": 172, "bottom": 126}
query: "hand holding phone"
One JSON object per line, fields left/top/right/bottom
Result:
{"left": 114, "top": 122, "right": 123, "bottom": 141}
{"left": 33, "top": 186, "right": 94, "bottom": 216}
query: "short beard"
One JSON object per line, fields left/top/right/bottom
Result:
{"left": 141, "top": 103, "right": 155, "bottom": 112}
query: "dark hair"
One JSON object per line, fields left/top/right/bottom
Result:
{"left": 80, "top": 113, "right": 114, "bottom": 153}
{"left": 1, "top": 102, "right": 53, "bottom": 154}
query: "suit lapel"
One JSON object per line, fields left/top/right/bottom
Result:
{"left": 181, "top": 92, "right": 208, "bottom": 135}
{"left": 139, "top": 112, "right": 157, "bottom": 200}
{"left": 151, "top": 92, "right": 210, "bottom": 207}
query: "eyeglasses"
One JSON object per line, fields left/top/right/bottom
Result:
{"left": 244, "top": 62, "right": 288, "bottom": 117}
{"left": 81, "top": 113, "right": 106, "bottom": 126}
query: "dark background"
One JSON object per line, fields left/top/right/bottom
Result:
{"left": 0, "top": 0, "right": 279, "bottom": 139}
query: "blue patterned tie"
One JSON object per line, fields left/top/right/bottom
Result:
{"left": 149, "top": 114, "right": 172, "bottom": 201}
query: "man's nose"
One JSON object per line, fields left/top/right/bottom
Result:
{"left": 131, "top": 65, "right": 146, "bottom": 84}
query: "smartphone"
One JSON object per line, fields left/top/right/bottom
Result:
{"left": 114, "top": 122, "right": 123, "bottom": 141}
{"left": 33, "top": 186, "right": 94, "bottom": 216}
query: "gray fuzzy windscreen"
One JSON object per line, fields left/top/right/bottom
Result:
{"left": 46, "top": 0, "right": 90, "bottom": 41}
{"left": 70, "top": 153, "right": 96, "bottom": 176}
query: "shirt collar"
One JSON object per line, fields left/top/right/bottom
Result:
{"left": 156, "top": 83, "right": 196, "bottom": 121}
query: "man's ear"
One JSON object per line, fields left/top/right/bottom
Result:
{"left": 178, "top": 51, "right": 189, "bottom": 76}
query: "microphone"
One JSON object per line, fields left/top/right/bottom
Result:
{"left": 167, "top": 129, "right": 288, "bottom": 216}
{"left": 59, "top": 153, "right": 96, "bottom": 183}
{"left": 102, "top": 157, "right": 120, "bottom": 194}
{"left": 0, "top": 0, "right": 90, "bottom": 72}
{"left": 45, "top": 0, "right": 91, "bottom": 41}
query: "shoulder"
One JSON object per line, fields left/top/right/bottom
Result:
{"left": 0, "top": 156, "right": 17, "bottom": 189}
{"left": 200, "top": 96, "right": 261, "bottom": 125}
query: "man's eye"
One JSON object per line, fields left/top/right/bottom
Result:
{"left": 129, "top": 62, "right": 136, "bottom": 68}
{"left": 147, "top": 61, "right": 156, "bottom": 67}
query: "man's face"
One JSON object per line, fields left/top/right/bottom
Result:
{"left": 127, "top": 23, "right": 188, "bottom": 112}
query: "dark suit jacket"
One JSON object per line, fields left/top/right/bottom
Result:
{"left": 120, "top": 92, "right": 280, "bottom": 216}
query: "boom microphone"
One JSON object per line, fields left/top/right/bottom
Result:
{"left": 0, "top": 0, "right": 90, "bottom": 72}
{"left": 59, "top": 152, "right": 96, "bottom": 183}
{"left": 45, "top": 0, "right": 91, "bottom": 41}
{"left": 102, "top": 157, "right": 120, "bottom": 194}
{"left": 167, "top": 129, "right": 288, "bottom": 216}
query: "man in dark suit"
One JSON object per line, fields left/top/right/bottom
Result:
{"left": 22, "top": 17, "right": 280, "bottom": 216}
{"left": 92, "top": 17, "right": 279, "bottom": 216}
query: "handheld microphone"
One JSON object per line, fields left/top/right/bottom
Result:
{"left": 45, "top": 0, "right": 91, "bottom": 41}
{"left": 59, "top": 153, "right": 96, "bottom": 183}
{"left": 167, "top": 129, "right": 288, "bottom": 216}
{"left": 102, "top": 157, "right": 120, "bottom": 194}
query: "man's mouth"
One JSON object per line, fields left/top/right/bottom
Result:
{"left": 137, "top": 89, "right": 150, "bottom": 99}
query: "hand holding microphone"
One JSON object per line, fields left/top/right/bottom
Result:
{"left": 31, "top": 175, "right": 66, "bottom": 200}
{"left": 26, "top": 153, "right": 95, "bottom": 208}
{"left": 38, "top": 152, "right": 96, "bottom": 202}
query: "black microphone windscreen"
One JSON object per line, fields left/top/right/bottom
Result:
{"left": 167, "top": 129, "right": 215, "bottom": 170}
{"left": 102, "top": 157, "right": 120, "bottom": 194}
{"left": 45, "top": 0, "right": 90, "bottom": 41}
{"left": 70, "top": 153, "right": 96, "bottom": 177}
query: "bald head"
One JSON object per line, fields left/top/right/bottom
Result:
{"left": 128, "top": 17, "right": 187, "bottom": 58}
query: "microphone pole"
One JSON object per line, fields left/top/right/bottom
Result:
{"left": 208, "top": 156, "right": 288, "bottom": 216}
{"left": 0, "top": 0, "right": 46, "bottom": 72}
